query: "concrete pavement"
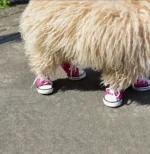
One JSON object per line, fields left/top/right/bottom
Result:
{"left": 1, "top": 4, "right": 150, "bottom": 154}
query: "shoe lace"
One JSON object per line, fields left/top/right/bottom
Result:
{"left": 69, "top": 65, "right": 77, "bottom": 79}
{"left": 106, "top": 86, "right": 120, "bottom": 97}
{"left": 31, "top": 75, "right": 51, "bottom": 88}
{"left": 139, "top": 77, "right": 148, "bottom": 83}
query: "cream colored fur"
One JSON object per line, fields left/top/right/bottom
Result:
{"left": 20, "top": 0, "right": 150, "bottom": 90}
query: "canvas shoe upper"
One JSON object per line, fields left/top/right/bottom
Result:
{"left": 34, "top": 75, "right": 53, "bottom": 94}
{"left": 133, "top": 77, "right": 150, "bottom": 91}
{"left": 61, "top": 64, "right": 86, "bottom": 80}
{"left": 103, "top": 87, "right": 123, "bottom": 107}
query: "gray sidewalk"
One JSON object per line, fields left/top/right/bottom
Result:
{"left": 1, "top": 5, "right": 150, "bottom": 154}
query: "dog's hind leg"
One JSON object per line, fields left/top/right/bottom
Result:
{"left": 27, "top": 49, "right": 64, "bottom": 94}
{"left": 28, "top": 50, "right": 62, "bottom": 77}
{"left": 101, "top": 69, "right": 132, "bottom": 107}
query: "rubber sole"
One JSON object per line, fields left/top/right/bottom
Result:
{"left": 36, "top": 87, "right": 53, "bottom": 95}
{"left": 68, "top": 72, "right": 86, "bottom": 81}
{"left": 132, "top": 85, "right": 150, "bottom": 91}
{"left": 103, "top": 98, "right": 122, "bottom": 108}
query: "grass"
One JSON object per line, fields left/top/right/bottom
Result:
{"left": 0, "top": 0, "right": 10, "bottom": 8}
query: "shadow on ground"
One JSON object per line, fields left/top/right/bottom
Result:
{"left": 53, "top": 68, "right": 150, "bottom": 106}
{"left": 123, "top": 87, "right": 150, "bottom": 106}
{"left": 10, "top": 0, "right": 29, "bottom": 5}
{"left": 53, "top": 68, "right": 104, "bottom": 92}
{"left": 0, "top": 32, "right": 21, "bottom": 44}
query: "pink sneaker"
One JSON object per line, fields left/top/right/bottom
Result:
{"left": 133, "top": 77, "right": 150, "bottom": 91}
{"left": 103, "top": 87, "right": 123, "bottom": 107}
{"left": 61, "top": 64, "right": 86, "bottom": 80}
{"left": 34, "top": 75, "right": 53, "bottom": 94}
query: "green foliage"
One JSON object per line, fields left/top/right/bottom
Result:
{"left": 0, "top": 0, "right": 10, "bottom": 8}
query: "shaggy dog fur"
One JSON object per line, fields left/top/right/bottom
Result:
{"left": 20, "top": 0, "right": 150, "bottom": 90}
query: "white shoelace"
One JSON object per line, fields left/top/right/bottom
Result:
{"left": 136, "top": 76, "right": 148, "bottom": 83}
{"left": 106, "top": 87, "right": 120, "bottom": 98}
{"left": 31, "top": 75, "right": 51, "bottom": 88}
{"left": 69, "top": 65, "right": 77, "bottom": 79}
